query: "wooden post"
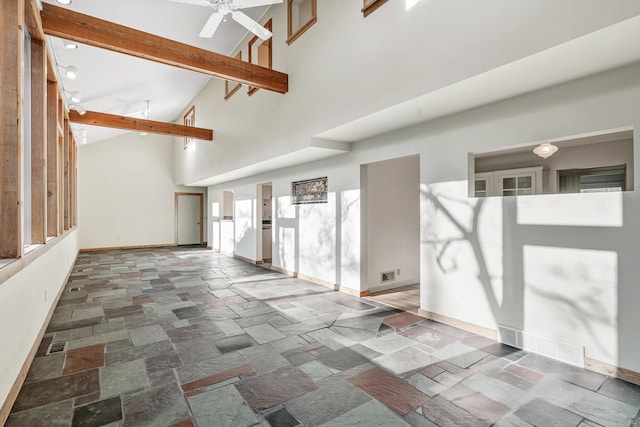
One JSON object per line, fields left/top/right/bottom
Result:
{"left": 63, "top": 118, "right": 70, "bottom": 230}
{"left": 30, "top": 38, "right": 47, "bottom": 243}
{"left": 0, "top": 0, "right": 25, "bottom": 258}
{"left": 46, "top": 81, "right": 59, "bottom": 237}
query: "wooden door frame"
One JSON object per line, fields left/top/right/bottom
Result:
{"left": 175, "top": 192, "right": 204, "bottom": 245}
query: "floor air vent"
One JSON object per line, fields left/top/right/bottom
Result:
{"left": 380, "top": 270, "right": 396, "bottom": 283}
{"left": 46, "top": 341, "right": 67, "bottom": 355}
{"left": 68, "top": 287, "right": 81, "bottom": 292}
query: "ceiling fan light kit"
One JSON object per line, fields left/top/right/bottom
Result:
{"left": 167, "top": 0, "right": 282, "bottom": 40}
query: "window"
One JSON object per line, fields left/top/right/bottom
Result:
{"left": 224, "top": 51, "right": 242, "bottom": 100}
{"left": 183, "top": 106, "right": 195, "bottom": 149}
{"left": 559, "top": 166, "right": 627, "bottom": 193}
{"left": 248, "top": 19, "right": 272, "bottom": 96}
{"left": 362, "top": 0, "right": 389, "bottom": 17}
{"left": 287, "top": 0, "right": 317, "bottom": 45}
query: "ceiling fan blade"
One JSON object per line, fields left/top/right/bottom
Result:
{"left": 232, "top": 11, "right": 273, "bottom": 40}
{"left": 164, "top": 0, "right": 210, "bottom": 6}
{"left": 235, "top": 0, "right": 283, "bottom": 8}
{"left": 199, "top": 12, "right": 224, "bottom": 38}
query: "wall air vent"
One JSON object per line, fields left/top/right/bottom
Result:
{"left": 380, "top": 270, "right": 396, "bottom": 283}
{"left": 46, "top": 341, "right": 67, "bottom": 355}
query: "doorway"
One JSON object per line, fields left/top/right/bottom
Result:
{"left": 175, "top": 192, "right": 203, "bottom": 246}
{"left": 257, "top": 183, "right": 273, "bottom": 264}
{"left": 361, "top": 155, "right": 420, "bottom": 312}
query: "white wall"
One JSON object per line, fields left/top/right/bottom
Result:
{"left": 169, "top": 1, "right": 640, "bottom": 372}
{"left": 198, "top": 63, "right": 640, "bottom": 372}
{"left": 0, "top": 231, "right": 78, "bottom": 410}
{"left": 365, "top": 156, "right": 420, "bottom": 290}
{"left": 174, "top": 0, "right": 640, "bottom": 186}
{"left": 78, "top": 133, "right": 206, "bottom": 249}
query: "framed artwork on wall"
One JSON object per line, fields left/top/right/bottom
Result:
{"left": 291, "top": 177, "right": 328, "bottom": 204}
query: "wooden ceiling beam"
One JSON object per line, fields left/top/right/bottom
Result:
{"left": 69, "top": 111, "right": 214, "bottom": 141}
{"left": 41, "top": 3, "right": 288, "bottom": 94}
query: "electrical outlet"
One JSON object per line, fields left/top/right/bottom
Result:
{"left": 397, "top": 268, "right": 401, "bottom": 276}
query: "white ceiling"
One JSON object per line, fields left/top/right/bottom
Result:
{"left": 41, "top": 0, "right": 272, "bottom": 144}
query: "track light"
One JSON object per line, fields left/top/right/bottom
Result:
{"left": 69, "top": 104, "right": 86, "bottom": 115}
{"left": 58, "top": 64, "right": 78, "bottom": 80}
{"left": 65, "top": 90, "right": 82, "bottom": 103}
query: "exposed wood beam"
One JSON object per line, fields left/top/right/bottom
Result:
{"left": 25, "top": 0, "right": 44, "bottom": 41}
{"left": 69, "top": 111, "right": 214, "bottom": 141}
{"left": 41, "top": 3, "right": 288, "bottom": 94}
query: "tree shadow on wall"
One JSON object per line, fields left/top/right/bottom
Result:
{"left": 421, "top": 186, "right": 502, "bottom": 318}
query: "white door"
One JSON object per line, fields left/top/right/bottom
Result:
{"left": 177, "top": 194, "right": 201, "bottom": 245}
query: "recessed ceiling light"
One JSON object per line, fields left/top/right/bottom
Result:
{"left": 56, "top": 0, "right": 72, "bottom": 5}
{"left": 63, "top": 40, "right": 78, "bottom": 49}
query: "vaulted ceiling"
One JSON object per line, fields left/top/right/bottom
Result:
{"left": 41, "top": 0, "right": 276, "bottom": 144}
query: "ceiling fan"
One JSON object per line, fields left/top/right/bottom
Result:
{"left": 166, "top": 0, "right": 283, "bottom": 41}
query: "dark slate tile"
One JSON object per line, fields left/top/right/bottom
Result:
{"left": 172, "top": 306, "right": 204, "bottom": 320}
{"left": 348, "top": 366, "right": 430, "bottom": 415}
{"left": 333, "top": 298, "right": 375, "bottom": 311}
{"left": 214, "top": 334, "right": 254, "bottom": 353}
{"left": 517, "top": 353, "right": 605, "bottom": 391}
{"left": 317, "top": 347, "right": 369, "bottom": 371}
{"left": 383, "top": 312, "right": 424, "bottom": 330}
{"left": 103, "top": 305, "right": 144, "bottom": 320}
{"left": 400, "top": 325, "right": 458, "bottom": 349}
{"left": 287, "top": 381, "right": 371, "bottom": 426}
{"left": 35, "top": 335, "right": 53, "bottom": 358}
{"left": 145, "top": 352, "right": 183, "bottom": 374}
{"left": 71, "top": 396, "right": 122, "bottom": 427}
{"left": 6, "top": 400, "right": 74, "bottom": 427}
{"left": 514, "top": 398, "right": 582, "bottom": 427}
{"left": 493, "top": 371, "right": 534, "bottom": 390}
{"left": 122, "top": 382, "right": 190, "bottom": 427}
{"left": 597, "top": 377, "right": 640, "bottom": 407}
{"left": 63, "top": 343, "right": 105, "bottom": 375}
{"left": 265, "top": 407, "right": 301, "bottom": 427}
{"left": 105, "top": 340, "right": 174, "bottom": 366}
{"left": 12, "top": 369, "right": 100, "bottom": 413}
{"left": 165, "top": 322, "right": 221, "bottom": 343}
{"left": 236, "top": 366, "right": 318, "bottom": 411}
{"left": 421, "top": 396, "right": 489, "bottom": 427}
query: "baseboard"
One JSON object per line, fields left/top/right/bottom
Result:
{"left": 297, "top": 273, "right": 338, "bottom": 291}
{"left": 0, "top": 251, "right": 78, "bottom": 425}
{"left": 79, "top": 243, "right": 176, "bottom": 252}
{"left": 368, "top": 279, "right": 419, "bottom": 293}
{"left": 269, "top": 265, "right": 298, "bottom": 278}
{"left": 418, "top": 309, "right": 497, "bottom": 340}
{"left": 585, "top": 357, "right": 640, "bottom": 386}
{"left": 234, "top": 254, "right": 258, "bottom": 265}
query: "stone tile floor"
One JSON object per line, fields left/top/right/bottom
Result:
{"left": 8, "top": 247, "right": 640, "bottom": 426}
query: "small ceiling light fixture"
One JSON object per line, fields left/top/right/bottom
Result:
{"left": 63, "top": 40, "right": 78, "bottom": 49}
{"left": 58, "top": 64, "right": 78, "bottom": 80}
{"left": 55, "top": 0, "right": 72, "bottom": 5}
{"left": 65, "top": 90, "right": 82, "bottom": 103}
{"left": 69, "top": 104, "right": 86, "bottom": 115}
{"left": 533, "top": 142, "right": 559, "bottom": 159}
